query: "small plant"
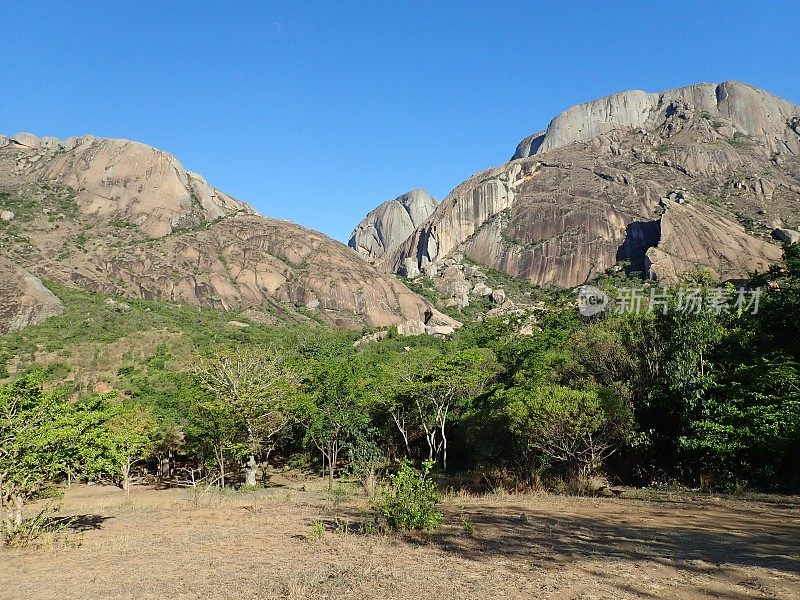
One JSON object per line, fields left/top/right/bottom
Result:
{"left": 309, "top": 519, "right": 325, "bottom": 541}
{"left": 379, "top": 460, "right": 443, "bottom": 531}
{"left": 238, "top": 484, "right": 261, "bottom": 493}
{"left": 460, "top": 515, "right": 475, "bottom": 534}
{"left": 361, "top": 519, "right": 379, "bottom": 535}
{"left": 1, "top": 507, "right": 74, "bottom": 548}
{"left": 330, "top": 484, "right": 349, "bottom": 506}
{"left": 333, "top": 517, "right": 350, "bottom": 537}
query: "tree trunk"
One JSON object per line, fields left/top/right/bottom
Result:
{"left": 12, "top": 494, "right": 23, "bottom": 527}
{"left": 327, "top": 441, "right": 335, "bottom": 490}
{"left": 441, "top": 427, "right": 448, "bottom": 471}
{"left": 215, "top": 446, "right": 226, "bottom": 489}
{"left": 245, "top": 454, "right": 258, "bottom": 487}
{"left": 0, "top": 475, "right": 5, "bottom": 534}
{"left": 122, "top": 461, "right": 131, "bottom": 498}
{"left": 391, "top": 412, "right": 412, "bottom": 457}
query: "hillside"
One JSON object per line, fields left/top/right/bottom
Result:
{"left": 0, "top": 134, "right": 457, "bottom": 333}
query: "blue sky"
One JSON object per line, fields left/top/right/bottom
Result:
{"left": 1, "top": 1, "right": 797, "bottom": 242}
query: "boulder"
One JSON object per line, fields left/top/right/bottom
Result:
{"left": 104, "top": 297, "right": 131, "bottom": 311}
{"left": 436, "top": 264, "right": 471, "bottom": 301}
{"left": 490, "top": 289, "right": 507, "bottom": 304}
{"left": 425, "top": 324, "right": 455, "bottom": 336}
{"left": 401, "top": 256, "right": 420, "bottom": 278}
{"left": 767, "top": 218, "right": 784, "bottom": 230}
{"left": 397, "top": 319, "right": 426, "bottom": 336}
{"left": 0, "top": 210, "right": 14, "bottom": 221}
{"left": 353, "top": 330, "right": 389, "bottom": 347}
{"left": 472, "top": 281, "right": 493, "bottom": 297}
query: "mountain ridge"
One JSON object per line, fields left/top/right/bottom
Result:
{"left": 361, "top": 81, "right": 799, "bottom": 295}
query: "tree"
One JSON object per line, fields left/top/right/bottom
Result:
{"left": 370, "top": 347, "right": 441, "bottom": 459}
{"left": 406, "top": 348, "right": 499, "bottom": 470}
{"left": 0, "top": 376, "right": 118, "bottom": 534}
{"left": 194, "top": 347, "right": 298, "bottom": 487}
{"left": 107, "top": 404, "right": 159, "bottom": 497}
{"left": 505, "top": 384, "right": 632, "bottom": 478}
{"left": 185, "top": 392, "right": 241, "bottom": 488}
{"left": 302, "top": 357, "right": 368, "bottom": 489}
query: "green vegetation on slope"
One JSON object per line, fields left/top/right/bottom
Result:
{"left": 2, "top": 245, "right": 800, "bottom": 543}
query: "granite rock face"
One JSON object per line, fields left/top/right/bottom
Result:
{"left": 512, "top": 82, "right": 800, "bottom": 159}
{"left": 377, "top": 81, "right": 799, "bottom": 287}
{"left": 349, "top": 189, "right": 438, "bottom": 260}
{"left": 0, "top": 257, "right": 64, "bottom": 333}
{"left": 0, "top": 134, "right": 459, "bottom": 331}
{"left": 3, "top": 132, "right": 254, "bottom": 237}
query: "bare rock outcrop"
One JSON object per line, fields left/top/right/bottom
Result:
{"left": 2, "top": 132, "right": 255, "bottom": 237}
{"left": 349, "top": 189, "right": 437, "bottom": 260}
{"left": 0, "top": 257, "right": 64, "bottom": 333}
{"left": 512, "top": 81, "right": 800, "bottom": 159}
{"left": 376, "top": 81, "right": 799, "bottom": 287}
{"left": 645, "top": 203, "right": 781, "bottom": 282}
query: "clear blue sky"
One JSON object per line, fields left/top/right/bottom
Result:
{"left": 1, "top": 1, "right": 797, "bottom": 242}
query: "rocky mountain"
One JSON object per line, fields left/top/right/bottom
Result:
{"left": 348, "top": 189, "right": 438, "bottom": 260}
{"left": 0, "top": 133, "right": 458, "bottom": 333}
{"left": 368, "top": 82, "right": 799, "bottom": 291}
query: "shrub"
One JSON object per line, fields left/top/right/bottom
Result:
{"left": 460, "top": 515, "right": 475, "bottom": 534}
{"left": 309, "top": 519, "right": 325, "bottom": 541}
{"left": 380, "top": 460, "right": 442, "bottom": 531}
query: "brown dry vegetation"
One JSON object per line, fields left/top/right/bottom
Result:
{"left": 1, "top": 480, "right": 798, "bottom": 599}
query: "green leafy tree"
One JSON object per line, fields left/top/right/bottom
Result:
{"left": 406, "top": 348, "right": 499, "bottom": 470}
{"left": 504, "top": 384, "right": 632, "bottom": 478}
{"left": 302, "top": 357, "right": 369, "bottom": 489}
{"left": 0, "top": 376, "right": 119, "bottom": 533}
{"left": 194, "top": 347, "right": 299, "bottom": 487}
{"left": 370, "top": 347, "right": 441, "bottom": 458}
{"left": 107, "top": 404, "right": 160, "bottom": 497}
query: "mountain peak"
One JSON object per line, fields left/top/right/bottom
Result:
{"left": 512, "top": 81, "right": 800, "bottom": 159}
{"left": 349, "top": 188, "right": 438, "bottom": 261}
{"left": 1, "top": 132, "right": 256, "bottom": 238}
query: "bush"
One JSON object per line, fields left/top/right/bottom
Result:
{"left": 308, "top": 519, "right": 325, "bottom": 541}
{"left": 380, "top": 460, "right": 442, "bottom": 531}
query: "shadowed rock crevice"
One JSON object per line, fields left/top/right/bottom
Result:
{"left": 616, "top": 219, "right": 662, "bottom": 275}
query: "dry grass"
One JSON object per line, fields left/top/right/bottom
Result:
{"left": 1, "top": 479, "right": 799, "bottom": 599}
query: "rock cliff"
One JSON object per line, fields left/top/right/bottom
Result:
{"left": 348, "top": 189, "right": 437, "bottom": 260}
{"left": 377, "top": 82, "right": 798, "bottom": 288}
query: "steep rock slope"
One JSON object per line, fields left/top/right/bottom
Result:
{"left": 379, "top": 82, "right": 798, "bottom": 287}
{"left": 0, "top": 134, "right": 457, "bottom": 331}
{"left": 0, "top": 257, "right": 64, "bottom": 332}
{"left": 348, "top": 189, "right": 437, "bottom": 260}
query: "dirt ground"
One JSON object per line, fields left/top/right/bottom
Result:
{"left": 1, "top": 479, "right": 798, "bottom": 600}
